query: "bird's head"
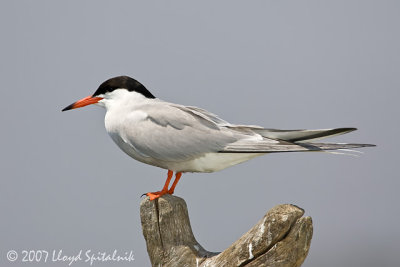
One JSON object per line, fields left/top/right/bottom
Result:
{"left": 62, "top": 76, "right": 155, "bottom": 112}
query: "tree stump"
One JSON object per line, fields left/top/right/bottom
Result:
{"left": 140, "top": 195, "right": 312, "bottom": 267}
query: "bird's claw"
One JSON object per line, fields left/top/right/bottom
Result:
{"left": 145, "top": 190, "right": 169, "bottom": 201}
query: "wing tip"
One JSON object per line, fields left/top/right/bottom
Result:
{"left": 341, "top": 127, "right": 357, "bottom": 132}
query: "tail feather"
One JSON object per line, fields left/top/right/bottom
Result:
{"left": 220, "top": 141, "right": 375, "bottom": 153}
{"left": 253, "top": 127, "right": 357, "bottom": 142}
{"left": 220, "top": 127, "right": 375, "bottom": 153}
{"left": 324, "top": 148, "right": 364, "bottom": 157}
{"left": 323, "top": 151, "right": 360, "bottom": 157}
{"left": 297, "top": 142, "right": 375, "bottom": 151}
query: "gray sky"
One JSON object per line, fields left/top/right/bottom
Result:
{"left": 0, "top": 1, "right": 399, "bottom": 266}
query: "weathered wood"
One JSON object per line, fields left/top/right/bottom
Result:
{"left": 140, "top": 195, "right": 312, "bottom": 267}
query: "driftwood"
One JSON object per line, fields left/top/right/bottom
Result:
{"left": 140, "top": 195, "right": 312, "bottom": 267}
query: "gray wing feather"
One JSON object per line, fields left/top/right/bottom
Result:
{"left": 171, "top": 105, "right": 231, "bottom": 126}
{"left": 253, "top": 127, "right": 357, "bottom": 141}
{"left": 225, "top": 126, "right": 357, "bottom": 142}
{"left": 121, "top": 103, "right": 237, "bottom": 161}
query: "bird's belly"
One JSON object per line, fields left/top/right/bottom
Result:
{"left": 168, "top": 152, "right": 265, "bottom": 173}
{"left": 107, "top": 131, "right": 264, "bottom": 172}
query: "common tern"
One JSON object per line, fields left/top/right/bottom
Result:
{"left": 62, "top": 76, "right": 374, "bottom": 200}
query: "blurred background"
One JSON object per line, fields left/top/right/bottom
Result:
{"left": 0, "top": 1, "right": 398, "bottom": 266}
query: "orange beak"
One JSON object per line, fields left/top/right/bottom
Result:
{"left": 62, "top": 96, "right": 103, "bottom": 111}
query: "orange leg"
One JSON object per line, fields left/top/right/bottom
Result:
{"left": 146, "top": 170, "right": 173, "bottom": 201}
{"left": 168, "top": 172, "right": 182, "bottom": 195}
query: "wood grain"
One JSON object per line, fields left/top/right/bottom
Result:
{"left": 140, "top": 195, "right": 312, "bottom": 267}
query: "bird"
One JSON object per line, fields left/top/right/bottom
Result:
{"left": 62, "top": 76, "right": 375, "bottom": 200}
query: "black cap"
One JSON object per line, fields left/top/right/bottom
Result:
{"left": 93, "top": 76, "right": 155, "bottom": 99}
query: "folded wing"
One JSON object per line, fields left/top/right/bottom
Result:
{"left": 121, "top": 102, "right": 375, "bottom": 159}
